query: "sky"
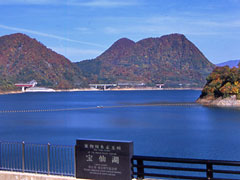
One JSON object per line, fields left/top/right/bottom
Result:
{"left": 0, "top": 0, "right": 240, "bottom": 64}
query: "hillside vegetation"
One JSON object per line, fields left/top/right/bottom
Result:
{"left": 77, "top": 34, "right": 215, "bottom": 87}
{"left": 0, "top": 33, "right": 87, "bottom": 91}
{"left": 0, "top": 33, "right": 216, "bottom": 91}
{"left": 199, "top": 65, "right": 240, "bottom": 100}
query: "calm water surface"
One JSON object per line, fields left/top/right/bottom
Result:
{"left": 0, "top": 90, "right": 240, "bottom": 160}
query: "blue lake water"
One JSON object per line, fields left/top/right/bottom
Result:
{"left": 0, "top": 90, "right": 240, "bottom": 161}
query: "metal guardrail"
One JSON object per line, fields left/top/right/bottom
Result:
{"left": 0, "top": 141, "right": 75, "bottom": 177}
{"left": 2, "top": 141, "right": 240, "bottom": 180}
{"left": 132, "top": 155, "right": 240, "bottom": 180}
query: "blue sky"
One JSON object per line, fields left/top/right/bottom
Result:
{"left": 0, "top": 0, "right": 240, "bottom": 63}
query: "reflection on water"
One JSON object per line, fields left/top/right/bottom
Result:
{"left": 0, "top": 90, "right": 240, "bottom": 160}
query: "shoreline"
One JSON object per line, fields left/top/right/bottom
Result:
{"left": 0, "top": 90, "right": 22, "bottom": 95}
{"left": 196, "top": 95, "right": 240, "bottom": 107}
{"left": 56, "top": 87, "right": 203, "bottom": 92}
{"left": 0, "top": 87, "right": 203, "bottom": 95}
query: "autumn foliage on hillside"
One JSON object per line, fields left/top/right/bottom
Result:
{"left": 200, "top": 65, "right": 240, "bottom": 99}
{"left": 0, "top": 33, "right": 216, "bottom": 91}
{"left": 0, "top": 33, "right": 87, "bottom": 91}
{"left": 77, "top": 34, "right": 215, "bottom": 87}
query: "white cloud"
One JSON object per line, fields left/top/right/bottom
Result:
{"left": 195, "top": 20, "right": 240, "bottom": 28}
{"left": 0, "top": 24, "right": 105, "bottom": 48}
{"left": 52, "top": 47, "right": 102, "bottom": 56}
{"left": 0, "top": 0, "right": 58, "bottom": 5}
{"left": 104, "top": 27, "right": 120, "bottom": 34}
{"left": 228, "top": 0, "right": 240, "bottom": 3}
{"left": 146, "top": 16, "right": 180, "bottom": 24}
{"left": 102, "top": 14, "right": 240, "bottom": 37}
{"left": 75, "top": 27, "right": 89, "bottom": 31}
{"left": 75, "top": 27, "right": 91, "bottom": 33}
{"left": 0, "top": 0, "right": 138, "bottom": 7}
{"left": 103, "top": 25, "right": 225, "bottom": 37}
{"left": 71, "top": 0, "right": 137, "bottom": 7}
{"left": 51, "top": 47, "right": 102, "bottom": 61}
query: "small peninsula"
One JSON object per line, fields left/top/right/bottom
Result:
{"left": 197, "top": 65, "right": 240, "bottom": 107}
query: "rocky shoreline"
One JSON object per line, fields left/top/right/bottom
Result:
{"left": 196, "top": 95, "right": 240, "bottom": 107}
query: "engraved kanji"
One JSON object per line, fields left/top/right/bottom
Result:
{"left": 112, "top": 156, "right": 120, "bottom": 164}
{"left": 99, "top": 155, "right": 106, "bottom": 163}
{"left": 86, "top": 154, "right": 93, "bottom": 162}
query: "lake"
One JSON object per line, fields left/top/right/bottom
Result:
{"left": 0, "top": 90, "right": 240, "bottom": 161}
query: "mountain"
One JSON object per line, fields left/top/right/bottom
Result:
{"left": 216, "top": 60, "right": 240, "bottom": 68}
{"left": 76, "top": 34, "right": 215, "bottom": 87}
{"left": 0, "top": 33, "right": 87, "bottom": 91}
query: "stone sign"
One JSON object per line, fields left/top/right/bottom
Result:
{"left": 75, "top": 139, "right": 133, "bottom": 180}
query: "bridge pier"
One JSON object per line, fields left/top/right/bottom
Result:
{"left": 156, "top": 84, "right": 164, "bottom": 89}
{"left": 89, "top": 84, "right": 117, "bottom": 90}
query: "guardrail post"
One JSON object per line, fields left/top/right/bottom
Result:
{"left": 0, "top": 141, "right": 2, "bottom": 170}
{"left": 74, "top": 145, "right": 76, "bottom": 177}
{"left": 206, "top": 163, "right": 213, "bottom": 180}
{"left": 137, "top": 159, "right": 144, "bottom": 180}
{"left": 47, "top": 143, "right": 50, "bottom": 175}
{"left": 131, "top": 158, "right": 134, "bottom": 179}
{"left": 22, "top": 141, "right": 25, "bottom": 173}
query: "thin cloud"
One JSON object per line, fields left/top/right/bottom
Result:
{"left": 103, "top": 13, "right": 240, "bottom": 37}
{"left": 52, "top": 47, "right": 102, "bottom": 56}
{"left": 75, "top": 27, "right": 90, "bottom": 32}
{"left": 0, "top": 24, "right": 105, "bottom": 48}
{"left": 103, "top": 25, "right": 223, "bottom": 36}
{"left": 0, "top": 0, "right": 58, "bottom": 5}
{"left": 75, "top": 27, "right": 92, "bottom": 34}
{"left": 0, "top": 0, "right": 138, "bottom": 7}
{"left": 71, "top": 0, "right": 137, "bottom": 7}
{"left": 146, "top": 16, "right": 180, "bottom": 24}
{"left": 195, "top": 20, "right": 240, "bottom": 28}
{"left": 51, "top": 47, "right": 103, "bottom": 61}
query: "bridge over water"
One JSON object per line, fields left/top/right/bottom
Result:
{"left": 89, "top": 84, "right": 117, "bottom": 90}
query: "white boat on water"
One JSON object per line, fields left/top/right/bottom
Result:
{"left": 25, "top": 87, "right": 55, "bottom": 92}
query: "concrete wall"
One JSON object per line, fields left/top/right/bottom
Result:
{"left": 0, "top": 171, "right": 147, "bottom": 180}
{"left": 0, "top": 171, "right": 88, "bottom": 180}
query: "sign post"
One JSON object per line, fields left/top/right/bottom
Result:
{"left": 75, "top": 139, "right": 133, "bottom": 180}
